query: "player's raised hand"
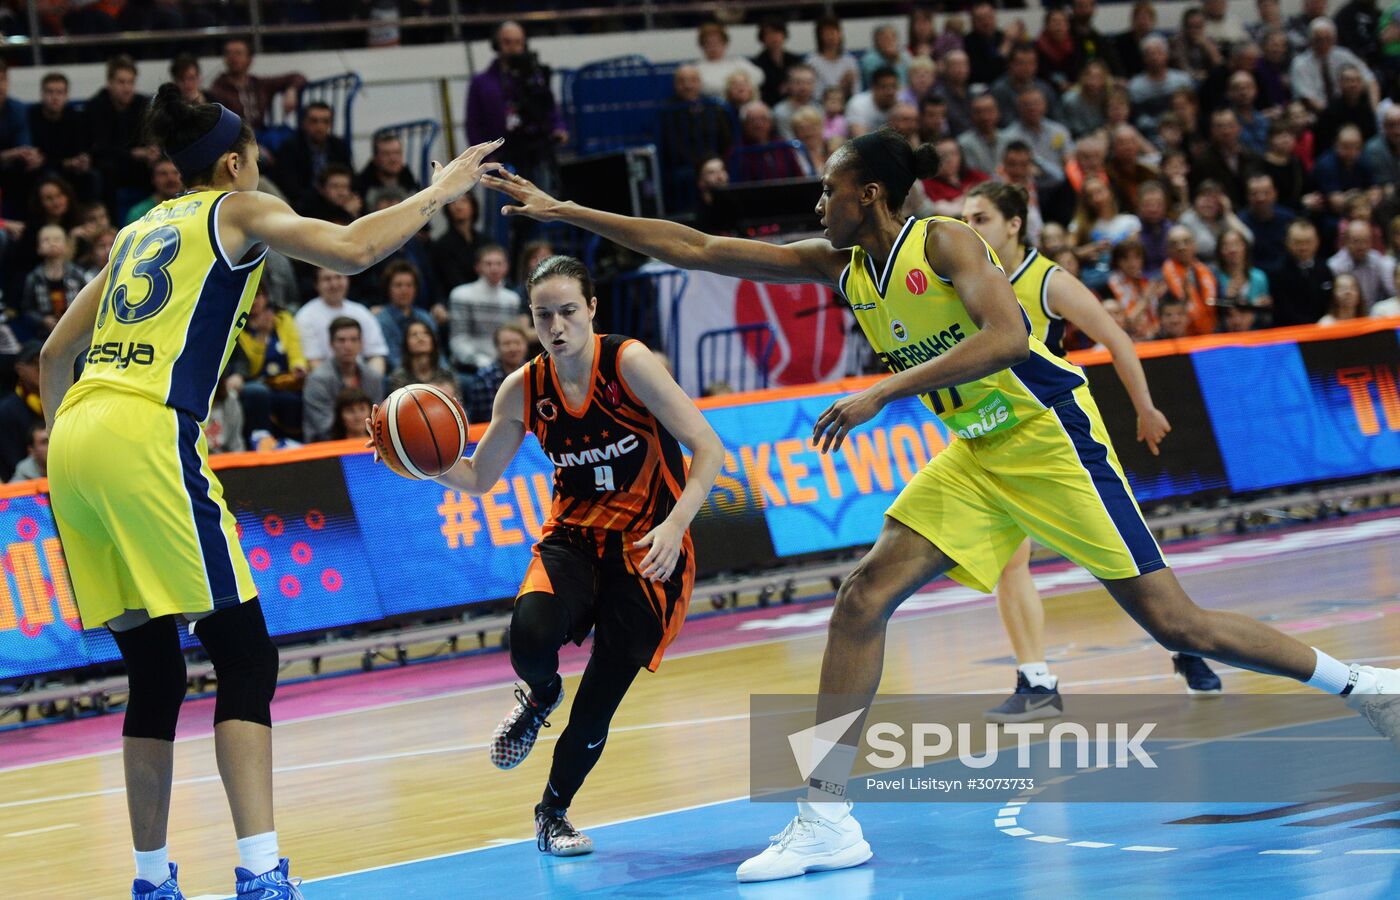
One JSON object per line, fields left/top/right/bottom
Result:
{"left": 1136, "top": 406, "right": 1171, "bottom": 456}
{"left": 635, "top": 520, "right": 685, "bottom": 583}
{"left": 429, "top": 137, "right": 506, "bottom": 203}
{"left": 364, "top": 407, "right": 381, "bottom": 465}
{"left": 812, "top": 388, "right": 884, "bottom": 454}
{"left": 481, "top": 170, "right": 562, "bottom": 221}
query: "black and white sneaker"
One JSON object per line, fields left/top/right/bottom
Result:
{"left": 985, "top": 672, "right": 1063, "bottom": 723}
{"left": 1173, "top": 654, "right": 1223, "bottom": 695}
{"left": 490, "top": 679, "right": 564, "bottom": 769}
{"left": 535, "top": 803, "right": 594, "bottom": 857}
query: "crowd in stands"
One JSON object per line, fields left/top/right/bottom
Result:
{"left": 3, "top": 3, "right": 1400, "bottom": 481}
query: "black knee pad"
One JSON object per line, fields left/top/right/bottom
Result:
{"left": 110, "top": 616, "right": 188, "bottom": 742}
{"left": 193, "top": 598, "right": 279, "bottom": 727}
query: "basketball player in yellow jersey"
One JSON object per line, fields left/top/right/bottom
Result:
{"left": 485, "top": 128, "right": 1400, "bottom": 883}
{"left": 961, "top": 182, "right": 1223, "bottom": 723}
{"left": 38, "top": 84, "right": 503, "bottom": 900}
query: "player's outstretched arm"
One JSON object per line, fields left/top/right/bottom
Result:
{"left": 225, "top": 138, "right": 505, "bottom": 275}
{"left": 38, "top": 263, "right": 108, "bottom": 427}
{"left": 483, "top": 171, "right": 847, "bottom": 287}
{"left": 430, "top": 368, "right": 528, "bottom": 495}
{"left": 617, "top": 343, "right": 725, "bottom": 582}
{"left": 1047, "top": 270, "right": 1170, "bottom": 455}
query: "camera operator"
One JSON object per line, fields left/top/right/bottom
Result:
{"left": 466, "top": 21, "right": 568, "bottom": 194}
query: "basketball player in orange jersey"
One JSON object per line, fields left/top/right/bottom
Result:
{"left": 486, "top": 129, "right": 1400, "bottom": 883}
{"left": 373, "top": 256, "right": 723, "bottom": 856}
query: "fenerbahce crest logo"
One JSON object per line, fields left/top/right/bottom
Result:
{"left": 890, "top": 319, "right": 909, "bottom": 343}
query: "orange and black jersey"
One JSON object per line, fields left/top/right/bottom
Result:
{"left": 523, "top": 334, "right": 689, "bottom": 535}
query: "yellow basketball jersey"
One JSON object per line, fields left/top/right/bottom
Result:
{"left": 841, "top": 215, "right": 1085, "bottom": 440}
{"left": 1006, "top": 247, "right": 1066, "bottom": 356}
{"left": 59, "top": 191, "right": 265, "bottom": 423}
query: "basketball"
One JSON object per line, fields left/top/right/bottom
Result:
{"left": 372, "top": 384, "right": 469, "bottom": 480}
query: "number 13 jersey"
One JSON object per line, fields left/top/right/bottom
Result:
{"left": 523, "top": 334, "right": 689, "bottom": 536}
{"left": 59, "top": 190, "right": 266, "bottom": 423}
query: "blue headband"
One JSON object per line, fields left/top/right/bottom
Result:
{"left": 168, "top": 104, "right": 243, "bottom": 178}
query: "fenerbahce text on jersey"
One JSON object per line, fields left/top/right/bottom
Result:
{"left": 523, "top": 334, "right": 689, "bottom": 535}
{"left": 58, "top": 191, "right": 266, "bottom": 423}
{"left": 841, "top": 216, "right": 1085, "bottom": 439}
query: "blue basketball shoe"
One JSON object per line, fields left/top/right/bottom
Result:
{"left": 984, "top": 672, "right": 1063, "bottom": 723}
{"left": 1173, "top": 654, "right": 1223, "bottom": 695}
{"left": 235, "top": 858, "right": 303, "bottom": 900}
{"left": 132, "top": 863, "right": 183, "bottom": 900}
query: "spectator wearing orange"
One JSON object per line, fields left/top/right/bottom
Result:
{"left": 1162, "top": 225, "right": 1220, "bottom": 334}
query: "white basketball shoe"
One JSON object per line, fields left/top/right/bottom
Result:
{"left": 1345, "top": 665, "right": 1400, "bottom": 749}
{"left": 736, "top": 802, "right": 872, "bottom": 883}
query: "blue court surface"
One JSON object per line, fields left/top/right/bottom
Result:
{"left": 304, "top": 715, "right": 1400, "bottom": 899}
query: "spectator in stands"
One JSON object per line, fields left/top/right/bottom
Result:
{"left": 1239, "top": 172, "right": 1296, "bottom": 272}
{"left": 1068, "top": 0, "right": 1123, "bottom": 76}
{"left": 1220, "top": 298, "right": 1260, "bottom": 331}
{"left": 1202, "top": 0, "right": 1249, "bottom": 47}
{"left": 965, "top": 1, "right": 1025, "bottom": 86}
{"left": 207, "top": 37, "right": 306, "bottom": 132}
{"left": 78, "top": 227, "right": 116, "bottom": 280}
{"left": 170, "top": 53, "right": 207, "bottom": 104}
{"left": 514, "top": 240, "right": 554, "bottom": 298}
{"left": 695, "top": 155, "right": 739, "bottom": 235}
{"left": 327, "top": 388, "right": 372, "bottom": 442}
{"left": 297, "top": 268, "right": 389, "bottom": 371}
{"left": 124, "top": 159, "right": 182, "bottom": 224}
{"left": 462, "top": 324, "right": 529, "bottom": 424}
{"left": 739, "top": 101, "right": 777, "bottom": 147}
{"left": 87, "top": 55, "right": 158, "bottom": 220}
{"left": 1290, "top": 18, "right": 1379, "bottom": 113}
{"left": 1225, "top": 71, "right": 1270, "bottom": 153}
{"left": 958, "top": 93, "right": 1002, "bottom": 176}
{"left": 1215, "top": 228, "right": 1273, "bottom": 321}
{"left": 999, "top": 89, "right": 1073, "bottom": 187}
{"left": 1135, "top": 181, "right": 1174, "bottom": 275}
{"left": 1329, "top": 219, "right": 1397, "bottom": 309}
{"left": 932, "top": 13, "right": 967, "bottom": 60}
{"left": 299, "top": 163, "right": 362, "bottom": 225}
{"left": 235, "top": 287, "right": 306, "bottom": 442}
{"left": 846, "top": 67, "right": 900, "bottom": 137}
{"left": 1258, "top": 122, "right": 1308, "bottom": 212}
{"left": 1114, "top": 1, "right": 1158, "bottom": 79}
{"left": 1255, "top": 29, "right": 1293, "bottom": 109}
{"left": 991, "top": 45, "right": 1064, "bottom": 128}
{"left": 931, "top": 50, "right": 973, "bottom": 136}
{"left": 1248, "top": 0, "right": 1288, "bottom": 46}
{"left": 205, "top": 372, "right": 246, "bottom": 454}
{"left": 887, "top": 103, "right": 920, "bottom": 148}
{"left": 1170, "top": 7, "right": 1223, "bottom": 83}
{"left": 1365, "top": 106, "right": 1400, "bottom": 190}
{"left": 7, "top": 421, "right": 46, "bottom": 483}
{"left": 1271, "top": 219, "right": 1334, "bottom": 324}
{"left": 899, "top": 57, "right": 936, "bottom": 108}
{"left": 1318, "top": 272, "right": 1365, "bottom": 323}
{"left": 861, "top": 24, "right": 912, "bottom": 90}
{"left": 995, "top": 141, "right": 1045, "bottom": 244}
{"left": 1193, "top": 109, "right": 1262, "bottom": 209}
{"left": 914, "top": 136, "right": 987, "bottom": 218}
{"left": 1162, "top": 225, "right": 1220, "bottom": 334}
{"left": 1061, "top": 59, "right": 1112, "bottom": 137}
{"left": 1065, "top": 131, "right": 1108, "bottom": 195}
{"left": 1155, "top": 297, "right": 1192, "bottom": 339}
{"left": 304, "top": 318, "right": 385, "bottom": 442}
{"left": 276, "top": 101, "right": 353, "bottom": 207}
{"left": 1334, "top": 0, "right": 1382, "bottom": 67}
{"left": 430, "top": 193, "right": 486, "bottom": 296}
{"left": 19, "top": 224, "right": 82, "bottom": 337}
{"left": 1372, "top": 266, "right": 1400, "bottom": 317}
{"left": 1106, "top": 239, "right": 1163, "bottom": 339}
{"left": 469, "top": 20, "right": 568, "bottom": 197}
{"left": 388, "top": 319, "right": 455, "bottom": 392}
{"left": 0, "top": 341, "right": 42, "bottom": 482}
{"left": 751, "top": 16, "right": 802, "bottom": 108}
{"left": 661, "top": 64, "right": 734, "bottom": 214}
{"left": 695, "top": 21, "right": 764, "bottom": 100}
{"left": 356, "top": 130, "right": 419, "bottom": 200}
{"left": 1128, "top": 36, "right": 1193, "bottom": 133}
{"left": 907, "top": 8, "right": 937, "bottom": 59}
{"left": 1312, "top": 125, "right": 1377, "bottom": 223}
{"left": 805, "top": 15, "right": 859, "bottom": 100}
{"left": 9, "top": 174, "right": 80, "bottom": 282}
{"left": 724, "top": 70, "right": 758, "bottom": 111}
{"left": 821, "top": 86, "right": 849, "bottom": 144}
{"left": 375, "top": 261, "right": 436, "bottom": 371}
{"left": 1071, "top": 175, "right": 1141, "bottom": 289}
{"left": 0, "top": 59, "right": 42, "bottom": 222}
{"left": 790, "top": 107, "right": 832, "bottom": 175}
{"left": 917, "top": 96, "right": 951, "bottom": 144}
{"left": 1036, "top": 8, "right": 1080, "bottom": 89}
{"left": 773, "top": 64, "right": 819, "bottom": 140}
{"left": 449, "top": 244, "right": 521, "bottom": 371}
{"left": 1314, "top": 65, "right": 1377, "bottom": 152}
{"left": 29, "top": 73, "right": 95, "bottom": 201}
{"left": 1179, "top": 179, "right": 1252, "bottom": 262}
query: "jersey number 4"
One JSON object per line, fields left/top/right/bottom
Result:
{"left": 595, "top": 466, "right": 615, "bottom": 491}
{"left": 96, "top": 225, "right": 182, "bottom": 328}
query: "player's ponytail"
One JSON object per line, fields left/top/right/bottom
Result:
{"left": 143, "top": 82, "right": 254, "bottom": 186}
{"left": 913, "top": 143, "right": 941, "bottom": 181}
{"left": 841, "top": 128, "right": 939, "bottom": 212}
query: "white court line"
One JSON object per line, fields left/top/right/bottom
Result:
{"left": 1068, "top": 841, "right": 1114, "bottom": 849}
{"left": 1000, "top": 827, "right": 1034, "bottom": 837}
{"left": 3, "top": 822, "right": 76, "bottom": 838}
{"left": 994, "top": 818, "right": 1019, "bottom": 827}
{"left": 1345, "top": 849, "right": 1400, "bottom": 855}
{"left": 997, "top": 807, "right": 1021, "bottom": 816}
{"left": 1122, "top": 846, "right": 1176, "bottom": 853}
{"left": 1260, "top": 850, "right": 1323, "bottom": 855}
{"left": 1028, "top": 835, "right": 1068, "bottom": 843}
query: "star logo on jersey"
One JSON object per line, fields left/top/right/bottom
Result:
{"left": 603, "top": 380, "right": 622, "bottom": 408}
{"left": 890, "top": 319, "right": 909, "bottom": 343}
{"left": 536, "top": 398, "right": 558, "bottom": 422}
{"left": 905, "top": 269, "right": 929, "bottom": 295}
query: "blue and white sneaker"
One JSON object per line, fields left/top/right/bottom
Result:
{"left": 984, "top": 672, "right": 1063, "bottom": 723}
{"left": 235, "top": 857, "right": 303, "bottom": 900}
{"left": 1173, "top": 654, "right": 1223, "bottom": 695}
{"left": 133, "top": 863, "right": 184, "bottom": 900}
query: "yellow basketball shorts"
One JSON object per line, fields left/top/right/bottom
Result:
{"left": 886, "top": 385, "right": 1166, "bottom": 593}
{"left": 48, "top": 391, "right": 258, "bottom": 628}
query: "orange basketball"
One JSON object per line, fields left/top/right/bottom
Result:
{"left": 372, "top": 384, "right": 468, "bottom": 479}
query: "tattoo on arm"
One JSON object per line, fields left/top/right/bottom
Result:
{"left": 419, "top": 198, "right": 439, "bottom": 219}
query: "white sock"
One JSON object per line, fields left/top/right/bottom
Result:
{"left": 134, "top": 846, "right": 169, "bottom": 886}
{"left": 1019, "top": 662, "right": 1056, "bottom": 689}
{"left": 798, "top": 799, "right": 850, "bottom": 823}
{"left": 236, "top": 831, "right": 280, "bottom": 876}
{"left": 1304, "top": 649, "right": 1355, "bottom": 694}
